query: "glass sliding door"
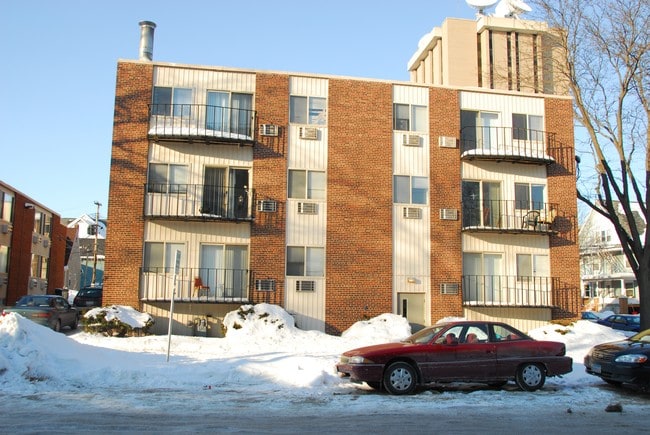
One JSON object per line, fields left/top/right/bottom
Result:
{"left": 206, "top": 91, "right": 228, "bottom": 132}
{"left": 202, "top": 167, "right": 226, "bottom": 216}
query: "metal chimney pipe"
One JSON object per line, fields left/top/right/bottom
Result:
{"left": 138, "top": 21, "right": 156, "bottom": 61}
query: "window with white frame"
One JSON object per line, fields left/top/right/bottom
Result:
{"left": 288, "top": 170, "right": 326, "bottom": 200}
{"left": 286, "top": 246, "right": 324, "bottom": 277}
{"left": 147, "top": 163, "right": 189, "bottom": 194}
{"left": 0, "top": 190, "right": 14, "bottom": 222}
{"left": 462, "top": 180, "right": 501, "bottom": 227}
{"left": 31, "top": 254, "right": 48, "bottom": 279}
{"left": 514, "top": 183, "right": 545, "bottom": 211}
{"left": 512, "top": 113, "right": 543, "bottom": 141}
{"left": 206, "top": 91, "right": 253, "bottom": 135}
{"left": 394, "top": 176, "right": 428, "bottom": 205}
{"left": 393, "top": 103, "right": 427, "bottom": 132}
{"left": 290, "top": 96, "right": 326, "bottom": 125}
{"left": 516, "top": 254, "right": 549, "bottom": 279}
{"left": 600, "top": 230, "right": 612, "bottom": 243}
{"left": 143, "top": 242, "right": 186, "bottom": 273}
{"left": 152, "top": 87, "right": 192, "bottom": 117}
{"left": 0, "top": 245, "right": 8, "bottom": 274}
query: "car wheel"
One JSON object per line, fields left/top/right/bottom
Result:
{"left": 53, "top": 319, "right": 62, "bottom": 333}
{"left": 71, "top": 315, "right": 79, "bottom": 330}
{"left": 515, "top": 363, "right": 546, "bottom": 391}
{"left": 383, "top": 362, "right": 417, "bottom": 395}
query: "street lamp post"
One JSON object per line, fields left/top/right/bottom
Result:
{"left": 91, "top": 201, "right": 101, "bottom": 285}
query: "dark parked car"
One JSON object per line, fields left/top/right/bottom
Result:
{"left": 2, "top": 295, "right": 79, "bottom": 332}
{"left": 73, "top": 285, "right": 103, "bottom": 310}
{"left": 336, "top": 320, "right": 572, "bottom": 395}
{"left": 584, "top": 329, "right": 650, "bottom": 388}
{"left": 596, "top": 314, "right": 640, "bottom": 332}
{"left": 581, "top": 311, "right": 603, "bottom": 322}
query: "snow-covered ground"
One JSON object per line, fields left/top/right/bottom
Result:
{"left": 0, "top": 303, "right": 646, "bottom": 427}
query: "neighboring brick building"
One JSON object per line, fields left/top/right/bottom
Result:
{"left": 105, "top": 15, "right": 581, "bottom": 336}
{"left": 0, "top": 180, "right": 67, "bottom": 306}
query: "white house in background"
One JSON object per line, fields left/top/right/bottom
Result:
{"left": 63, "top": 214, "right": 106, "bottom": 290}
{"left": 579, "top": 203, "right": 645, "bottom": 313}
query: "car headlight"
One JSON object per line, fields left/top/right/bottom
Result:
{"left": 348, "top": 355, "right": 373, "bottom": 364}
{"left": 614, "top": 354, "right": 648, "bottom": 363}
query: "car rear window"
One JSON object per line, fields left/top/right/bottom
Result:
{"left": 79, "top": 288, "right": 102, "bottom": 297}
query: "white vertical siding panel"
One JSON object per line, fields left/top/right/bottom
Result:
{"left": 287, "top": 125, "right": 328, "bottom": 170}
{"left": 462, "top": 233, "right": 549, "bottom": 277}
{"left": 289, "top": 76, "right": 328, "bottom": 97}
{"left": 285, "top": 200, "right": 327, "bottom": 246}
{"left": 459, "top": 92, "right": 545, "bottom": 123}
{"left": 285, "top": 277, "right": 325, "bottom": 332}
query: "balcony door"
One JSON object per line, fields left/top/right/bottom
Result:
{"left": 463, "top": 253, "right": 503, "bottom": 304}
{"left": 206, "top": 91, "right": 253, "bottom": 136}
{"left": 201, "top": 167, "right": 225, "bottom": 216}
{"left": 200, "top": 244, "right": 248, "bottom": 299}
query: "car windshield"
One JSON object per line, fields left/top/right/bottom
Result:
{"left": 402, "top": 325, "right": 447, "bottom": 344}
{"left": 16, "top": 296, "right": 51, "bottom": 307}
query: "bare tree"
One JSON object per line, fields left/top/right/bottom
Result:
{"left": 529, "top": 0, "right": 649, "bottom": 328}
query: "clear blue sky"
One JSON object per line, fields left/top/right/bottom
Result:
{"left": 0, "top": 1, "right": 476, "bottom": 219}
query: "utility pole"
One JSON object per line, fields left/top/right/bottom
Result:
{"left": 91, "top": 201, "right": 101, "bottom": 285}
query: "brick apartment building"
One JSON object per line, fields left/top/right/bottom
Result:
{"left": 105, "top": 15, "right": 581, "bottom": 336}
{"left": 0, "top": 180, "right": 68, "bottom": 306}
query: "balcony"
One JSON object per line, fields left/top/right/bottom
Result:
{"left": 460, "top": 126, "right": 556, "bottom": 164}
{"left": 144, "top": 184, "right": 254, "bottom": 222}
{"left": 140, "top": 267, "right": 250, "bottom": 303}
{"left": 462, "top": 200, "right": 557, "bottom": 234}
{"left": 148, "top": 104, "right": 256, "bottom": 146}
{"left": 462, "top": 275, "right": 552, "bottom": 307}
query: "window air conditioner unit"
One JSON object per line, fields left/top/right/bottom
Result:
{"left": 296, "top": 280, "right": 315, "bottom": 292}
{"left": 255, "top": 279, "right": 276, "bottom": 292}
{"left": 42, "top": 238, "right": 50, "bottom": 248}
{"left": 402, "top": 134, "right": 421, "bottom": 147}
{"left": 299, "top": 127, "right": 318, "bottom": 140}
{"left": 440, "top": 283, "right": 459, "bottom": 295}
{"left": 257, "top": 200, "right": 278, "bottom": 212}
{"left": 403, "top": 207, "right": 422, "bottom": 219}
{"left": 297, "top": 202, "right": 318, "bottom": 214}
{"left": 32, "top": 233, "right": 40, "bottom": 244}
{"left": 0, "top": 223, "right": 9, "bottom": 234}
{"left": 260, "top": 124, "right": 279, "bottom": 137}
{"left": 438, "top": 136, "right": 457, "bottom": 148}
{"left": 439, "top": 208, "right": 458, "bottom": 220}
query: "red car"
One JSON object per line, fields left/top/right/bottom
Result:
{"left": 336, "top": 320, "right": 572, "bottom": 395}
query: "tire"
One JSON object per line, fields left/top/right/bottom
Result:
{"left": 71, "top": 315, "right": 79, "bottom": 330}
{"left": 53, "top": 319, "right": 62, "bottom": 333}
{"left": 383, "top": 362, "right": 418, "bottom": 395}
{"left": 515, "top": 363, "right": 546, "bottom": 391}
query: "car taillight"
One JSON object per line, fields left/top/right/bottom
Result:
{"left": 31, "top": 312, "right": 51, "bottom": 319}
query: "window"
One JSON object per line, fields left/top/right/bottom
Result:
{"left": 600, "top": 230, "right": 612, "bottom": 243}
{"left": 0, "top": 245, "right": 9, "bottom": 273}
{"left": 512, "top": 113, "right": 543, "bottom": 141}
{"left": 460, "top": 110, "right": 500, "bottom": 150}
{"left": 516, "top": 254, "right": 549, "bottom": 279}
{"left": 147, "top": 164, "right": 189, "bottom": 194}
{"left": 393, "top": 103, "right": 427, "bottom": 132}
{"left": 33, "top": 212, "right": 51, "bottom": 236}
{"left": 31, "top": 254, "right": 48, "bottom": 279}
{"left": 462, "top": 180, "right": 501, "bottom": 227}
{"left": 290, "top": 96, "right": 326, "bottom": 125}
{"left": 286, "top": 246, "right": 324, "bottom": 277}
{"left": 143, "top": 242, "right": 185, "bottom": 273}
{"left": 515, "top": 183, "right": 544, "bottom": 210}
{"left": 1, "top": 190, "right": 14, "bottom": 222}
{"left": 152, "top": 87, "right": 192, "bottom": 117}
{"left": 206, "top": 91, "right": 253, "bottom": 135}
{"left": 288, "top": 170, "right": 326, "bottom": 200}
{"left": 394, "top": 176, "right": 428, "bottom": 204}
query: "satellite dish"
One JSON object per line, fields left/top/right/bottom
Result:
{"left": 466, "top": 0, "right": 499, "bottom": 16}
{"left": 494, "top": 0, "right": 532, "bottom": 18}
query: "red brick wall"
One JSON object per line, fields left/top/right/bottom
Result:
{"left": 47, "top": 215, "right": 66, "bottom": 293}
{"left": 325, "top": 79, "right": 394, "bottom": 335}
{"left": 104, "top": 61, "right": 153, "bottom": 308}
{"left": 429, "top": 88, "right": 464, "bottom": 321}
{"left": 545, "top": 97, "right": 581, "bottom": 318}
{"left": 251, "top": 73, "right": 290, "bottom": 306}
{"left": 6, "top": 194, "right": 35, "bottom": 304}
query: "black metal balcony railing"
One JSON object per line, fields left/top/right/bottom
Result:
{"left": 460, "top": 126, "right": 556, "bottom": 163}
{"left": 148, "top": 104, "right": 256, "bottom": 144}
{"left": 462, "top": 275, "right": 552, "bottom": 307}
{"left": 462, "top": 200, "right": 558, "bottom": 234}
{"left": 144, "top": 184, "right": 254, "bottom": 221}
{"left": 140, "top": 267, "right": 250, "bottom": 303}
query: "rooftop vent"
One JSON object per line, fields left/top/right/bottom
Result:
{"left": 138, "top": 21, "right": 156, "bottom": 61}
